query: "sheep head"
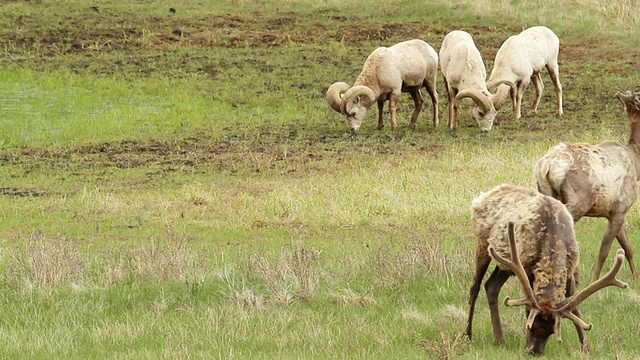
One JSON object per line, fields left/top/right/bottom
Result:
{"left": 454, "top": 89, "right": 496, "bottom": 131}
{"left": 326, "top": 83, "right": 376, "bottom": 132}
{"left": 341, "top": 86, "right": 376, "bottom": 132}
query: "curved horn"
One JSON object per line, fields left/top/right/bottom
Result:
{"left": 488, "top": 80, "right": 517, "bottom": 110}
{"left": 487, "top": 79, "right": 516, "bottom": 93}
{"left": 489, "top": 222, "right": 542, "bottom": 324}
{"left": 326, "top": 82, "right": 351, "bottom": 114}
{"left": 342, "top": 85, "right": 376, "bottom": 107}
{"left": 454, "top": 89, "right": 492, "bottom": 114}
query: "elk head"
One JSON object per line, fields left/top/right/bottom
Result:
{"left": 490, "top": 222, "right": 628, "bottom": 355}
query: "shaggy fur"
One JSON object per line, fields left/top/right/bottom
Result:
{"left": 471, "top": 184, "right": 579, "bottom": 304}
{"left": 466, "top": 184, "right": 583, "bottom": 355}
{"left": 534, "top": 90, "right": 640, "bottom": 281}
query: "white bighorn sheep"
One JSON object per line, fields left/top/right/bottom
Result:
{"left": 466, "top": 184, "right": 627, "bottom": 355}
{"left": 439, "top": 30, "right": 515, "bottom": 131}
{"left": 326, "top": 39, "right": 439, "bottom": 133}
{"left": 488, "top": 26, "right": 563, "bottom": 119}
{"left": 534, "top": 90, "right": 640, "bottom": 282}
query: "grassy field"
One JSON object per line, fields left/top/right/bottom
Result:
{"left": 1, "top": 0, "right": 640, "bottom": 358}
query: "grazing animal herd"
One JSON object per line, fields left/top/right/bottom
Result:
{"left": 327, "top": 26, "right": 638, "bottom": 356}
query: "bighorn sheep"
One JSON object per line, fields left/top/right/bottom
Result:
{"left": 466, "top": 184, "right": 627, "bottom": 355}
{"left": 488, "top": 26, "right": 563, "bottom": 119}
{"left": 326, "top": 39, "right": 439, "bottom": 133}
{"left": 439, "top": 30, "right": 515, "bottom": 131}
{"left": 534, "top": 90, "right": 640, "bottom": 282}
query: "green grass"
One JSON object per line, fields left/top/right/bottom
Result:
{"left": 0, "top": 0, "right": 640, "bottom": 358}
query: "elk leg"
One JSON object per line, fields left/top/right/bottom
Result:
{"left": 465, "top": 254, "right": 491, "bottom": 340}
{"left": 615, "top": 224, "right": 637, "bottom": 280}
{"left": 593, "top": 217, "right": 624, "bottom": 282}
{"left": 485, "top": 266, "right": 512, "bottom": 345}
{"left": 408, "top": 89, "right": 423, "bottom": 128}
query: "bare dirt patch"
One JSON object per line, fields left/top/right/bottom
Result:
{"left": 3, "top": 8, "right": 632, "bottom": 76}
{"left": 0, "top": 187, "right": 45, "bottom": 197}
{"left": 0, "top": 130, "right": 446, "bottom": 179}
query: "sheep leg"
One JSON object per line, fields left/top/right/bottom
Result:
{"left": 376, "top": 100, "right": 385, "bottom": 130}
{"left": 408, "top": 89, "right": 423, "bottom": 128}
{"left": 442, "top": 77, "right": 455, "bottom": 128}
{"left": 424, "top": 79, "right": 439, "bottom": 127}
{"left": 446, "top": 84, "right": 458, "bottom": 129}
{"left": 485, "top": 266, "right": 512, "bottom": 345}
{"left": 388, "top": 93, "right": 400, "bottom": 130}
{"left": 514, "top": 80, "right": 529, "bottom": 119}
{"left": 527, "top": 72, "right": 543, "bottom": 116}
{"left": 465, "top": 253, "right": 491, "bottom": 340}
{"left": 592, "top": 217, "right": 625, "bottom": 282}
{"left": 546, "top": 63, "right": 563, "bottom": 117}
{"left": 509, "top": 82, "right": 518, "bottom": 119}
{"left": 615, "top": 224, "right": 638, "bottom": 280}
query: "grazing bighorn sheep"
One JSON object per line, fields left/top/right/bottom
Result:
{"left": 326, "top": 39, "right": 439, "bottom": 133}
{"left": 488, "top": 26, "right": 563, "bottom": 119}
{"left": 439, "top": 30, "right": 515, "bottom": 131}
{"left": 534, "top": 90, "right": 640, "bottom": 282}
{"left": 466, "top": 184, "right": 627, "bottom": 355}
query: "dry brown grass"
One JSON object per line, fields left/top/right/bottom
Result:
{"left": 249, "top": 240, "right": 321, "bottom": 305}
{"left": 598, "top": 0, "right": 639, "bottom": 23}
{"left": 5, "top": 233, "right": 85, "bottom": 289}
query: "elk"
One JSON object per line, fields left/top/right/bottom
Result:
{"left": 534, "top": 90, "right": 640, "bottom": 281}
{"left": 466, "top": 184, "right": 628, "bottom": 355}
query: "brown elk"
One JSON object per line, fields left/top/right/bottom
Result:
{"left": 466, "top": 184, "right": 628, "bottom": 355}
{"left": 534, "top": 90, "right": 640, "bottom": 281}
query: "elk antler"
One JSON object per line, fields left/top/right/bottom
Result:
{"left": 489, "top": 222, "right": 542, "bottom": 329}
{"left": 555, "top": 249, "right": 628, "bottom": 330}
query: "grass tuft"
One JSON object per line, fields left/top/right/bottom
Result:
{"left": 249, "top": 239, "right": 321, "bottom": 304}
{"left": 5, "top": 233, "right": 84, "bottom": 290}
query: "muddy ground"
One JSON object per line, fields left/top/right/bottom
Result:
{"left": 1, "top": 5, "right": 639, "bottom": 188}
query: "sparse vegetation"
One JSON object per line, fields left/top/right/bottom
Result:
{"left": 0, "top": 0, "right": 639, "bottom": 359}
